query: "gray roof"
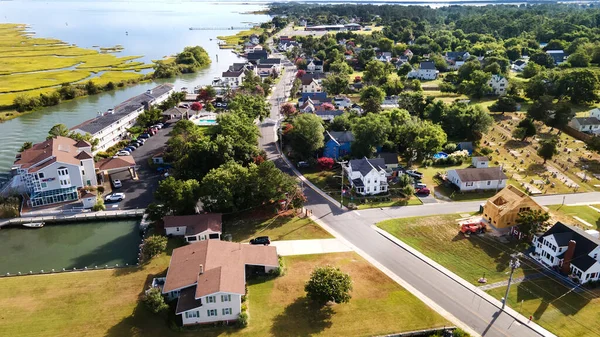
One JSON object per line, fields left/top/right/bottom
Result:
{"left": 420, "top": 61, "right": 436, "bottom": 70}
{"left": 546, "top": 50, "right": 566, "bottom": 63}
{"left": 259, "top": 58, "right": 282, "bottom": 65}
{"left": 352, "top": 178, "right": 364, "bottom": 187}
{"left": 309, "top": 59, "right": 323, "bottom": 66}
{"left": 574, "top": 117, "right": 600, "bottom": 126}
{"left": 257, "top": 64, "right": 274, "bottom": 69}
{"left": 378, "top": 152, "right": 399, "bottom": 165}
{"left": 72, "top": 84, "right": 173, "bottom": 135}
{"left": 229, "top": 63, "right": 248, "bottom": 71}
{"left": 222, "top": 70, "right": 244, "bottom": 78}
{"left": 514, "top": 60, "right": 526, "bottom": 66}
{"left": 446, "top": 51, "right": 469, "bottom": 60}
{"left": 453, "top": 167, "right": 507, "bottom": 182}
{"left": 175, "top": 286, "right": 203, "bottom": 314}
{"left": 348, "top": 157, "right": 386, "bottom": 176}
{"left": 247, "top": 50, "right": 268, "bottom": 60}
{"left": 327, "top": 131, "right": 354, "bottom": 143}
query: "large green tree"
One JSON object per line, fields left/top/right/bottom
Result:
{"left": 322, "top": 74, "right": 349, "bottom": 95}
{"left": 537, "top": 137, "right": 559, "bottom": 164}
{"left": 228, "top": 93, "right": 271, "bottom": 120}
{"left": 516, "top": 209, "right": 550, "bottom": 238}
{"left": 363, "top": 60, "right": 392, "bottom": 85}
{"left": 359, "top": 86, "right": 385, "bottom": 113}
{"left": 351, "top": 114, "right": 392, "bottom": 158}
{"left": 154, "top": 177, "right": 202, "bottom": 216}
{"left": 305, "top": 266, "right": 352, "bottom": 305}
{"left": 290, "top": 114, "right": 325, "bottom": 159}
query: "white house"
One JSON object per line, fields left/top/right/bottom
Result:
{"left": 258, "top": 58, "right": 282, "bottom": 73}
{"left": 589, "top": 108, "right": 600, "bottom": 119}
{"left": 256, "top": 64, "right": 275, "bottom": 78}
{"left": 306, "top": 59, "right": 324, "bottom": 73}
{"left": 160, "top": 240, "right": 278, "bottom": 325}
{"left": 243, "top": 44, "right": 263, "bottom": 54}
{"left": 163, "top": 214, "right": 222, "bottom": 243}
{"left": 301, "top": 76, "right": 321, "bottom": 93}
{"left": 248, "top": 34, "right": 260, "bottom": 45}
{"left": 220, "top": 69, "right": 245, "bottom": 89}
{"left": 532, "top": 222, "right": 600, "bottom": 284}
{"left": 345, "top": 157, "right": 388, "bottom": 195}
{"left": 488, "top": 74, "right": 509, "bottom": 96}
{"left": 71, "top": 84, "right": 174, "bottom": 152}
{"left": 471, "top": 156, "right": 490, "bottom": 168}
{"left": 512, "top": 60, "right": 527, "bottom": 72}
{"left": 569, "top": 117, "right": 600, "bottom": 134}
{"left": 445, "top": 51, "right": 470, "bottom": 70}
{"left": 446, "top": 167, "right": 507, "bottom": 192}
{"left": 333, "top": 95, "right": 352, "bottom": 108}
{"left": 408, "top": 61, "right": 438, "bottom": 80}
{"left": 12, "top": 136, "right": 98, "bottom": 208}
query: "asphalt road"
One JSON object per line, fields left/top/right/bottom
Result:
{"left": 255, "top": 54, "right": 597, "bottom": 336}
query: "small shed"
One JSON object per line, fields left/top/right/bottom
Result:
{"left": 152, "top": 152, "right": 165, "bottom": 165}
{"left": 472, "top": 156, "right": 489, "bottom": 168}
{"left": 81, "top": 191, "right": 97, "bottom": 209}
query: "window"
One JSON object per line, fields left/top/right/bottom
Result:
{"left": 466, "top": 182, "right": 474, "bottom": 187}
{"left": 221, "top": 294, "right": 231, "bottom": 302}
{"left": 80, "top": 161, "right": 83, "bottom": 166}
{"left": 38, "top": 173, "right": 45, "bottom": 179}
{"left": 487, "top": 181, "right": 491, "bottom": 186}
{"left": 185, "top": 311, "right": 199, "bottom": 319}
{"left": 187, "top": 236, "right": 197, "bottom": 242}
{"left": 367, "top": 187, "right": 370, "bottom": 192}
{"left": 207, "top": 309, "right": 218, "bottom": 317}
{"left": 206, "top": 296, "right": 216, "bottom": 303}
{"left": 81, "top": 170, "right": 85, "bottom": 176}
{"left": 41, "top": 183, "right": 47, "bottom": 188}
{"left": 58, "top": 169, "right": 68, "bottom": 176}
{"left": 367, "top": 179, "right": 370, "bottom": 184}
{"left": 222, "top": 308, "right": 232, "bottom": 315}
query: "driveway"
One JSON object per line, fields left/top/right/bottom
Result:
{"left": 106, "top": 123, "right": 173, "bottom": 210}
{"left": 270, "top": 239, "right": 353, "bottom": 256}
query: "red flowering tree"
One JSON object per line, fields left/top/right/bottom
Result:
{"left": 321, "top": 103, "right": 335, "bottom": 111}
{"left": 197, "top": 87, "right": 216, "bottom": 103}
{"left": 296, "top": 69, "right": 306, "bottom": 79}
{"left": 280, "top": 103, "right": 297, "bottom": 117}
{"left": 317, "top": 157, "right": 335, "bottom": 170}
{"left": 191, "top": 102, "right": 203, "bottom": 111}
{"left": 282, "top": 123, "right": 294, "bottom": 135}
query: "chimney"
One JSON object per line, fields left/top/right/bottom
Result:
{"left": 561, "top": 240, "right": 577, "bottom": 275}
{"left": 199, "top": 264, "right": 204, "bottom": 275}
{"left": 146, "top": 89, "right": 152, "bottom": 95}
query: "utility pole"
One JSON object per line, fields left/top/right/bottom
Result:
{"left": 502, "top": 254, "right": 521, "bottom": 310}
{"left": 338, "top": 160, "right": 348, "bottom": 209}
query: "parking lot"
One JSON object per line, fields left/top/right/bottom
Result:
{"left": 104, "top": 123, "right": 173, "bottom": 210}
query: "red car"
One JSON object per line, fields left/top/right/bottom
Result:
{"left": 416, "top": 187, "right": 430, "bottom": 195}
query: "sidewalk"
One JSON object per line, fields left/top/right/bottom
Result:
{"left": 271, "top": 238, "right": 353, "bottom": 256}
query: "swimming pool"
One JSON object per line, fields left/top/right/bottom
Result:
{"left": 193, "top": 119, "right": 218, "bottom": 126}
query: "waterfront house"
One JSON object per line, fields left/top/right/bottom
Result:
{"left": 221, "top": 70, "right": 245, "bottom": 88}
{"left": 482, "top": 185, "right": 545, "bottom": 230}
{"left": 546, "top": 50, "right": 567, "bottom": 65}
{"left": 243, "top": 44, "right": 263, "bottom": 54}
{"left": 71, "top": 84, "right": 174, "bottom": 152}
{"left": 407, "top": 61, "right": 438, "bottom": 80}
{"left": 160, "top": 240, "right": 278, "bottom": 325}
{"left": 445, "top": 51, "right": 470, "bottom": 70}
{"left": 163, "top": 214, "right": 222, "bottom": 243}
{"left": 247, "top": 50, "right": 268, "bottom": 64}
{"left": 532, "top": 222, "right": 600, "bottom": 284}
{"left": 446, "top": 167, "right": 507, "bottom": 192}
{"left": 256, "top": 64, "right": 275, "bottom": 78}
{"left": 569, "top": 117, "right": 600, "bottom": 134}
{"left": 488, "top": 74, "right": 508, "bottom": 96}
{"left": 12, "top": 136, "right": 97, "bottom": 208}
{"left": 345, "top": 157, "right": 388, "bottom": 195}
{"left": 258, "top": 58, "right": 282, "bottom": 72}
{"left": 323, "top": 131, "right": 354, "bottom": 160}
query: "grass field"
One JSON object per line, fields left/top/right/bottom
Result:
{"left": 378, "top": 214, "right": 526, "bottom": 284}
{"left": 217, "top": 27, "right": 265, "bottom": 47}
{"left": 0, "top": 251, "right": 449, "bottom": 337}
{"left": 547, "top": 204, "right": 600, "bottom": 229}
{"left": 223, "top": 214, "right": 333, "bottom": 242}
{"left": 0, "top": 70, "right": 91, "bottom": 93}
{"left": 88, "top": 71, "right": 146, "bottom": 86}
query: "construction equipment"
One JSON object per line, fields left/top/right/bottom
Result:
{"left": 459, "top": 219, "right": 486, "bottom": 236}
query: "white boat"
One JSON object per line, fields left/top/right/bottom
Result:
{"left": 23, "top": 222, "right": 44, "bottom": 228}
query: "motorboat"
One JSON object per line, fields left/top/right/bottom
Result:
{"left": 23, "top": 222, "right": 44, "bottom": 228}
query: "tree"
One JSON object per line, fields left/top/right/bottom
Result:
{"left": 441, "top": 103, "right": 493, "bottom": 140}
{"left": 19, "top": 141, "right": 32, "bottom": 152}
{"left": 522, "top": 62, "right": 543, "bottom": 79}
{"left": 568, "top": 52, "right": 590, "bottom": 67}
{"left": 530, "top": 52, "right": 555, "bottom": 68}
{"left": 197, "top": 86, "right": 216, "bottom": 103}
{"left": 142, "top": 235, "right": 168, "bottom": 260}
{"left": 304, "top": 266, "right": 352, "bottom": 305}
{"left": 191, "top": 102, "right": 203, "bottom": 111}
{"left": 378, "top": 37, "right": 394, "bottom": 52}
{"left": 359, "top": 86, "right": 385, "bottom": 114}
{"left": 394, "top": 117, "right": 447, "bottom": 164}
{"left": 84, "top": 80, "right": 99, "bottom": 95}
{"left": 382, "top": 77, "right": 404, "bottom": 96}
{"left": 397, "top": 63, "right": 413, "bottom": 79}
{"left": 351, "top": 114, "right": 392, "bottom": 158}
{"left": 154, "top": 177, "right": 201, "bottom": 215}
{"left": 47, "top": 123, "right": 70, "bottom": 139}
{"left": 363, "top": 60, "right": 392, "bottom": 85}
{"left": 357, "top": 48, "right": 376, "bottom": 68}
{"left": 537, "top": 137, "right": 558, "bottom": 163}
{"left": 322, "top": 74, "right": 349, "bottom": 95}
{"left": 330, "top": 113, "right": 352, "bottom": 131}
{"left": 516, "top": 209, "right": 550, "bottom": 238}
{"left": 527, "top": 95, "right": 554, "bottom": 123}
{"left": 143, "top": 288, "right": 169, "bottom": 314}
{"left": 228, "top": 93, "right": 271, "bottom": 120}
{"left": 317, "top": 157, "right": 335, "bottom": 170}
{"left": 290, "top": 114, "right": 325, "bottom": 159}
{"left": 548, "top": 103, "right": 574, "bottom": 129}
{"left": 513, "top": 118, "right": 536, "bottom": 141}
{"left": 459, "top": 70, "right": 491, "bottom": 98}
{"left": 512, "top": 127, "right": 527, "bottom": 142}
{"left": 558, "top": 69, "right": 600, "bottom": 104}
{"left": 397, "top": 91, "right": 429, "bottom": 117}
{"left": 489, "top": 96, "right": 517, "bottom": 114}
{"left": 296, "top": 69, "right": 306, "bottom": 79}
{"left": 280, "top": 103, "right": 297, "bottom": 117}
{"left": 329, "top": 61, "right": 353, "bottom": 75}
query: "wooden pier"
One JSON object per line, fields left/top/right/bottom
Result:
{"left": 0, "top": 209, "right": 145, "bottom": 228}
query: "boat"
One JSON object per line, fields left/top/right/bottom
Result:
{"left": 23, "top": 222, "right": 44, "bottom": 228}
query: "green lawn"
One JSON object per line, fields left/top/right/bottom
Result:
{"left": 487, "top": 277, "right": 600, "bottom": 337}
{"left": 378, "top": 214, "right": 526, "bottom": 284}
{"left": 223, "top": 214, "right": 333, "bottom": 242}
{"left": 0, "top": 252, "right": 450, "bottom": 337}
{"left": 547, "top": 205, "right": 600, "bottom": 229}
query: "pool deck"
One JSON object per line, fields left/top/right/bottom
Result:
{"left": 0, "top": 209, "right": 145, "bottom": 227}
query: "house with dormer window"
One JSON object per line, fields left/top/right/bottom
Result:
{"left": 345, "top": 157, "right": 388, "bottom": 195}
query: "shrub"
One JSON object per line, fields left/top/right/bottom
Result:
{"left": 317, "top": 157, "right": 335, "bottom": 170}
{"left": 443, "top": 143, "right": 457, "bottom": 153}
{"left": 236, "top": 312, "right": 249, "bottom": 328}
{"left": 142, "top": 235, "right": 168, "bottom": 260}
{"left": 480, "top": 147, "right": 493, "bottom": 155}
{"left": 269, "top": 256, "right": 286, "bottom": 277}
{"left": 305, "top": 266, "right": 352, "bottom": 305}
{"left": 453, "top": 328, "right": 471, "bottom": 337}
{"left": 143, "top": 288, "right": 169, "bottom": 314}
{"left": 92, "top": 198, "right": 106, "bottom": 212}
{"left": 97, "top": 186, "right": 105, "bottom": 194}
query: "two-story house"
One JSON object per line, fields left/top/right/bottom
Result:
{"left": 306, "top": 59, "right": 324, "bottom": 73}
{"left": 482, "top": 185, "right": 545, "bottom": 230}
{"left": 301, "top": 75, "right": 322, "bottom": 93}
{"left": 71, "top": 84, "right": 174, "bottom": 152}
{"left": 407, "top": 61, "right": 438, "bottom": 80}
{"left": 345, "top": 157, "right": 388, "bottom": 195}
{"left": 163, "top": 214, "right": 222, "bottom": 243}
{"left": 220, "top": 70, "right": 245, "bottom": 88}
{"left": 445, "top": 51, "right": 470, "bottom": 70}
{"left": 532, "top": 222, "right": 600, "bottom": 284}
{"left": 160, "top": 240, "right": 278, "bottom": 325}
{"left": 446, "top": 167, "right": 507, "bottom": 192}
{"left": 488, "top": 74, "right": 509, "bottom": 96}
{"left": 12, "top": 136, "right": 98, "bottom": 208}
{"left": 323, "top": 131, "right": 354, "bottom": 160}
{"left": 569, "top": 117, "right": 600, "bottom": 134}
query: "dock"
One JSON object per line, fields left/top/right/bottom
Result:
{"left": 0, "top": 209, "right": 145, "bottom": 228}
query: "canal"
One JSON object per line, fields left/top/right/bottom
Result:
{"left": 0, "top": 219, "right": 141, "bottom": 275}
{"left": 0, "top": 0, "right": 270, "bottom": 173}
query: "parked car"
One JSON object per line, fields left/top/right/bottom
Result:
{"left": 139, "top": 133, "right": 150, "bottom": 139}
{"left": 250, "top": 236, "right": 271, "bottom": 245}
{"left": 178, "top": 103, "right": 190, "bottom": 109}
{"left": 127, "top": 143, "right": 138, "bottom": 149}
{"left": 297, "top": 161, "right": 309, "bottom": 168}
{"left": 116, "top": 150, "right": 130, "bottom": 156}
{"left": 415, "top": 187, "right": 430, "bottom": 195}
{"left": 156, "top": 123, "right": 164, "bottom": 128}
{"left": 215, "top": 102, "right": 222, "bottom": 107}
{"left": 415, "top": 183, "right": 427, "bottom": 190}
{"left": 124, "top": 146, "right": 135, "bottom": 152}
{"left": 405, "top": 170, "right": 423, "bottom": 179}
{"left": 105, "top": 193, "right": 125, "bottom": 202}
{"left": 151, "top": 124, "right": 162, "bottom": 130}
{"left": 134, "top": 138, "right": 145, "bottom": 144}
{"left": 112, "top": 179, "right": 122, "bottom": 188}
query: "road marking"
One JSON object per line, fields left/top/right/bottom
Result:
{"left": 353, "top": 210, "right": 360, "bottom": 216}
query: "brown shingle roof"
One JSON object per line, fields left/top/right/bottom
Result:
{"left": 75, "top": 139, "right": 91, "bottom": 148}
{"left": 75, "top": 151, "right": 93, "bottom": 160}
{"left": 14, "top": 136, "right": 91, "bottom": 170}
{"left": 163, "top": 214, "right": 222, "bottom": 235}
{"left": 163, "top": 240, "right": 278, "bottom": 297}
{"left": 175, "top": 287, "right": 205, "bottom": 314}
{"left": 95, "top": 156, "right": 136, "bottom": 171}
{"left": 454, "top": 167, "right": 507, "bottom": 182}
